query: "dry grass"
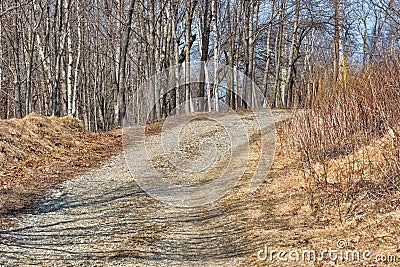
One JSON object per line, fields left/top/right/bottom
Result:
{"left": 2, "top": 110, "right": 399, "bottom": 265}
{"left": 289, "top": 54, "right": 400, "bottom": 224}
{"left": 0, "top": 112, "right": 122, "bottom": 219}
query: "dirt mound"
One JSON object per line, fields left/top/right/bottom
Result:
{"left": 0, "top": 113, "right": 121, "bottom": 218}
{"left": 305, "top": 124, "right": 400, "bottom": 228}
{"left": 311, "top": 127, "right": 398, "bottom": 185}
{"left": 0, "top": 112, "right": 83, "bottom": 166}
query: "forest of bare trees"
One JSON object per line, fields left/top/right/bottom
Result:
{"left": 0, "top": 0, "right": 399, "bottom": 130}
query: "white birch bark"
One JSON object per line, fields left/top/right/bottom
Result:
{"left": 72, "top": 1, "right": 81, "bottom": 117}
{"left": 212, "top": 0, "right": 219, "bottom": 112}
{"left": 66, "top": 0, "right": 73, "bottom": 115}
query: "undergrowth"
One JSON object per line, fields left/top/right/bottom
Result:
{"left": 289, "top": 54, "right": 400, "bottom": 223}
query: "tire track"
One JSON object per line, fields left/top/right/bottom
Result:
{"left": 0, "top": 111, "right": 291, "bottom": 266}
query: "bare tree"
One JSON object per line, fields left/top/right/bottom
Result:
{"left": 0, "top": 0, "right": 398, "bottom": 128}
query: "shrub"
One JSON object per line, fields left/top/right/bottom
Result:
{"left": 289, "top": 53, "right": 400, "bottom": 222}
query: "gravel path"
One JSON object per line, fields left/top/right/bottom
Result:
{"left": 0, "top": 110, "right": 291, "bottom": 266}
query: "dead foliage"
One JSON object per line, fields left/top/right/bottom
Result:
{"left": 0, "top": 112, "right": 122, "bottom": 217}
{"left": 288, "top": 55, "right": 400, "bottom": 224}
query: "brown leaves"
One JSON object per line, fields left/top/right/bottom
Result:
{"left": 0, "top": 114, "right": 122, "bottom": 215}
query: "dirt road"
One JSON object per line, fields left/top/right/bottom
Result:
{"left": 0, "top": 110, "right": 303, "bottom": 266}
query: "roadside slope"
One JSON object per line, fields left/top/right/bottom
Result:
{"left": 0, "top": 113, "right": 121, "bottom": 219}
{"left": 0, "top": 111, "right": 287, "bottom": 266}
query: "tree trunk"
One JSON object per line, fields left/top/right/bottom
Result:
{"left": 283, "top": 0, "right": 299, "bottom": 108}
{"left": 262, "top": 0, "right": 275, "bottom": 107}
{"left": 117, "top": 0, "right": 135, "bottom": 126}
{"left": 227, "top": 0, "right": 236, "bottom": 109}
{"left": 66, "top": 0, "right": 73, "bottom": 115}
{"left": 333, "top": 0, "right": 340, "bottom": 92}
{"left": 13, "top": 9, "right": 22, "bottom": 118}
{"left": 184, "top": 1, "right": 193, "bottom": 114}
{"left": 198, "top": 0, "right": 211, "bottom": 112}
{"left": 0, "top": 4, "right": 2, "bottom": 118}
{"left": 212, "top": 0, "right": 219, "bottom": 112}
{"left": 72, "top": 1, "right": 82, "bottom": 117}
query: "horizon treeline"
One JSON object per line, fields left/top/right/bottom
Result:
{"left": 0, "top": 0, "right": 399, "bottom": 130}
